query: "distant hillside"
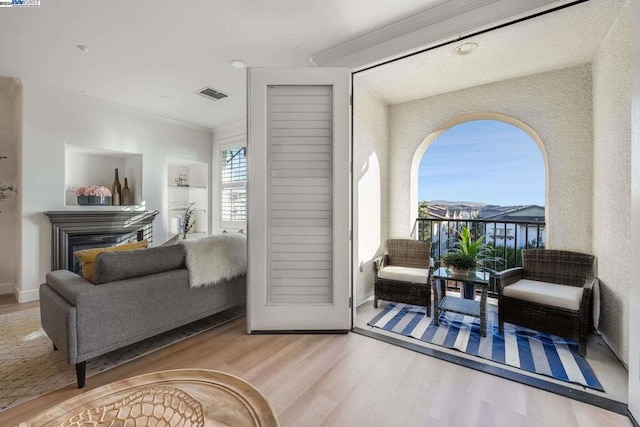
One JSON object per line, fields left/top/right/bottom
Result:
{"left": 418, "top": 200, "right": 544, "bottom": 221}
{"left": 425, "top": 200, "right": 490, "bottom": 208}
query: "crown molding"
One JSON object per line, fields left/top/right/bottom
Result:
{"left": 310, "top": 0, "right": 578, "bottom": 70}
{"left": 213, "top": 119, "right": 247, "bottom": 143}
{"left": 22, "top": 79, "right": 212, "bottom": 133}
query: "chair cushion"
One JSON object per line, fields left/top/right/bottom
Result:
{"left": 502, "top": 279, "right": 583, "bottom": 311}
{"left": 378, "top": 266, "right": 429, "bottom": 284}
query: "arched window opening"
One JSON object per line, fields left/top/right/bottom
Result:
{"left": 417, "top": 119, "right": 545, "bottom": 270}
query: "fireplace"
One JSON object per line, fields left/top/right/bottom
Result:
{"left": 45, "top": 210, "right": 159, "bottom": 272}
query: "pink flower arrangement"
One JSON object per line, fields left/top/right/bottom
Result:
{"left": 75, "top": 185, "right": 112, "bottom": 197}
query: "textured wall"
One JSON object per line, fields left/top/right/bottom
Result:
{"left": 389, "top": 65, "right": 593, "bottom": 253}
{"left": 592, "top": 2, "right": 632, "bottom": 364}
{"left": 353, "top": 80, "right": 389, "bottom": 306}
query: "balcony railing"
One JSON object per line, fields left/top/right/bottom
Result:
{"left": 413, "top": 218, "right": 545, "bottom": 293}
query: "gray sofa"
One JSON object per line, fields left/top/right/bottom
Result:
{"left": 39, "top": 244, "right": 246, "bottom": 388}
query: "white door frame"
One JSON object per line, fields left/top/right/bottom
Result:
{"left": 247, "top": 67, "right": 351, "bottom": 332}
{"left": 628, "top": 0, "right": 640, "bottom": 420}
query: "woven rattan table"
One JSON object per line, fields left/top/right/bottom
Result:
{"left": 432, "top": 267, "right": 491, "bottom": 337}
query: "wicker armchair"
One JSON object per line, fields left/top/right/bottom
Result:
{"left": 497, "top": 249, "right": 597, "bottom": 355}
{"left": 373, "top": 239, "right": 432, "bottom": 316}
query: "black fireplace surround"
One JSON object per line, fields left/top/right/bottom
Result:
{"left": 45, "top": 210, "right": 159, "bottom": 273}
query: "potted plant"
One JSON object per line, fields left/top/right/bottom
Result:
{"left": 442, "top": 252, "right": 476, "bottom": 275}
{"left": 75, "top": 185, "right": 112, "bottom": 205}
{"left": 442, "top": 226, "right": 502, "bottom": 274}
{"left": 180, "top": 202, "right": 197, "bottom": 239}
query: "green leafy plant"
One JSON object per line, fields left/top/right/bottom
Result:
{"left": 442, "top": 252, "right": 476, "bottom": 270}
{"left": 447, "top": 226, "right": 502, "bottom": 270}
{"left": 180, "top": 202, "right": 197, "bottom": 239}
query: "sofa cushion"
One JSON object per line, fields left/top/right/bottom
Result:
{"left": 378, "top": 266, "right": 429, "bottom": 284}
{"left": 94, "top": 244, "right": 186, "bottom": 284}
{"left": 74, "top": 240, "right": 148, "bottom": 283}
{"left": 502, "top": 279, "right": 583, "bottom": 311}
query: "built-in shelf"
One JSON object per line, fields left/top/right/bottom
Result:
{"left": 59, "top": 204, "right": 147, "bottom": 211}
{"left": 167, "top": 184, "right": 207, "bottom": 190}
{"left": 168, "top": 208, "right": 207, "bottom": 212}
{"left": 65, "top": 144, "right": 143, "bottom": 207}
{"left": 167, "top": 231, "right": 206, "bottom": 241}
{"left": 167, "top": 161, "right": 209, "bottom": 238}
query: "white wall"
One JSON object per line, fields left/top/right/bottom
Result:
{"left": 592, "top": 1, "right": 632, "bottom": 365}
{"left": 389, "top": 65, "right": 593, "bottom": 253}
{"left": 353, "top": 80, "right": 390, "bottom": 306}
{"left": 18, "top": 81, "right": 212, "bottom": 302}
{"left": 0, "top": 79, "right": 20, "bottom": 294}
{"left": 628, "top": 0, "right": 640, "bottom": 417}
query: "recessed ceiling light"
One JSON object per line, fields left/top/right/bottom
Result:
{"left": 77, "top": 45, "right": 91, "bottom": 53}
{"left": 229, "top": 59, "right": 248, "bottom": 69}
{"left": 454, "top": 42, "right": 478, "bottom": 56}
{"left": 160, "top": 96, "right": 175, "bottom": 102}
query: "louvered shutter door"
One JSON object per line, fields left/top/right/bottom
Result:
{"left": 248, "top": 67, "right": 350, "bottom": 332}
{"left": 267, "top": 85, "right": 333, "bottom": 304}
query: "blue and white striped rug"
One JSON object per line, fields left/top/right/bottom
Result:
{"left": 368, "top": 302, "right": 603, "bottom": 391}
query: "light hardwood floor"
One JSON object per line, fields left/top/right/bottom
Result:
{"left": 355, "top": 298, "right": 630, "bottom": 404}
{"left": 0, "top": 301, "right": 631, "bottom": 426}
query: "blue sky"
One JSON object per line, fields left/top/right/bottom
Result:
{"left": 419, "top": 120, "right": 545, "bottom": 206}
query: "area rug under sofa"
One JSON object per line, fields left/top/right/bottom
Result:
{"left": 0, "top": 305, "right": 245, "bottom": 411}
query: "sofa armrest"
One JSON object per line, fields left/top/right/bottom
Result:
{"left": 46, "top": 270, "right": 96, "bottom": 306}
{"left": 52, "top": 269, "right": 189, "bottom": 360}
{"left": 39, "top": 283, "right": 79, "bottom": 363}
{"left": 495, "top": 267, "right": 524, "bottom": 295}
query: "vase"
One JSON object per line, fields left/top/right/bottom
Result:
{"left": 77, "top": 195, "right": 111, "bottom": 206}
{"left": 449, "top": 266, "right": 471, "bottom": 276}
{"left": 122, "top": 177, "right": 131, "bottom": 205}
{"left": 112, "top": 169, "right": 122, "bottom": 206}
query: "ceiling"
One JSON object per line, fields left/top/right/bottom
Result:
{"left": 0, "top": 0, "right": 443, "bottom": 129}
{"left": 357, "top": 0, "right": 625, "bottom": 105}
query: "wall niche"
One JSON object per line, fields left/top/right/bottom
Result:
{"left": 167, "top": 160, "right": 209, "bottom": 238}
{"left": 65, "top": 144, "right": 143, "bottom": 208}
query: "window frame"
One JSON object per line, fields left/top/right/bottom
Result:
{"left": 219, "top": 141, "right": 247, "bottom": 230}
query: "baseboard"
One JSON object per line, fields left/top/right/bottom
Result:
{"left": 251, "top": 330, "right": 349, "bottom": 335}
{"left": 0, "top": 282, "right": 15, "bottom": 295}
{"left": 17, "top": 288, "right": 39, "bottom": 303}
{"left": 600, "top": 332, "right": 629, "bottom": 370}
{"left": 356, "top": 295, "right": 374, "bottom": 308}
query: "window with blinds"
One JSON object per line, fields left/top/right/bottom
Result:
{"left": 221, "top": 147, "right": 247, "bottom": 225}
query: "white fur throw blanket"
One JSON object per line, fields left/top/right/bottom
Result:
{"left": 180, "top": 233, "right": 247, "bottom": 288}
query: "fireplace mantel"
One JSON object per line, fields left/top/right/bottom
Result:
{"left": 45, "top": 210, "right": 159, "bottom": 272}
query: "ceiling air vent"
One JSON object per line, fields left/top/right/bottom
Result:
{"left": 196, "top": 87, "right": 228, "bottom": 101}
